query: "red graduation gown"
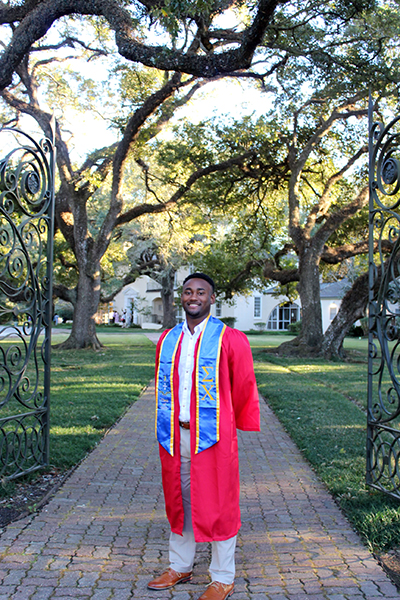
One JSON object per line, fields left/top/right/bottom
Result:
{"left": 155, "top": 325, "right": 260, "bottom": 543}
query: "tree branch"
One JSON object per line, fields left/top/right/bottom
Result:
{"left": 0, "top": 0, "right": 283, "bottom": 91}
{"left": 313, "top": 185, "right": 369, "bottom": 251}
{"left": 115, "top": 151, "right": 254, "bottom": 227}
{"left": 96, "top": 71, "right": 184, "bottom": 258}
{"left": 52, "top": 283, "right": 77, "bottom": 305}
{"left": 321, "top": 238, "right": 393, "bottom": 264}
{"left": 304, "top": 144, "right": 368, "bottom": 237}
{"left": 100, "top": 258, "right": 159, "bottom": 303}
{"left": 287, "top": 93, "right": 368, "bottom": 246}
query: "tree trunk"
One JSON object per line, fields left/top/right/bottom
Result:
{"left": 321, "top": 272, "right": 369, "bottom": 360}
{"left": 161, "top": 268, "right": 177, "bottom": 329}
{"left": 276, "top": 244, "right": 323, "bottom": 355}
{"left": 55, "top": 267, "right": 103, "bottom": 350}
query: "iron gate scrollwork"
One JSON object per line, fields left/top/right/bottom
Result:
{"left": 0, "top": 127, "right": 55, "bottom": 480}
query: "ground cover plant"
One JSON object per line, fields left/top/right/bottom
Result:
{"left": 247, "top": 334, "right": 400, "bottom": 554}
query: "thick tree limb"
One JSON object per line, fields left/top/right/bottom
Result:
{"left": 0, "top": 0, "right": 283, "bottom": 91}
{"left": 52, "top": 283, "right": 77, "bottom": 304}
{"left": 262, "top": 262, "right": 299, "bottom": 283}
{"left": 321, "top": 239, "right": 393, "bottom": 264}
{"left": 313, "top": 185, "right": 369, "bottom": 252}
{"left": 96, "top": 71, "right": 184, "bottom": 258}
{"left": 288, "top": 93, "right": 368, "bottom": 239}
{"left": 221, "top": 257, "right": 299, "bottom": 299}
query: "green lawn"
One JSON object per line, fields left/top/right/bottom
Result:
{"left": 247, "top": 333, "right": 400, "bottom": 553}
{"left": 2, "top": 329, "right": 400, "bottom": 553}
{"left": 49, "top": 333, "right": 155, "bottom": 468}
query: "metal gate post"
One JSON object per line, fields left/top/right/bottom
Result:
{"left": 367, "top": 96, "right": 400, "bottom": 498}
{"left": 0, "top": 127, "right": 55, "bottom": 479}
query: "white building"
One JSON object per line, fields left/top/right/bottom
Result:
{"left": 111, "top": 272, "right": 349, "bottom": 332}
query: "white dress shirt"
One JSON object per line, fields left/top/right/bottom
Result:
{"left": 178, "top": 317, "right": 208, "bottom": 422}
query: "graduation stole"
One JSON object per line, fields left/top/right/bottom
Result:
{"left": 155, "top": 315, "right": 226, "bottom": 456}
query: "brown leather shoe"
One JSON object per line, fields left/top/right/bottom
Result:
{"left": 147, "top": 567, "right": 193, "bottom": 590}
{"left": 197, "top": 581, "right": 234, "bottom": 600}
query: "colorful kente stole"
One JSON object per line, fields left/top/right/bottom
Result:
{"left": 155, "top": 315, "right": 226, "bottom": 456}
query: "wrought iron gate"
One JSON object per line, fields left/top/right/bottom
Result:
{"left": 0, "top": 127, "right": 55, "bottom": 480}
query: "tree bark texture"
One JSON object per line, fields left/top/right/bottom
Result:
{"left": 273, "top": 243, "right": 323, "bottom": 356}
{"left": 321, "top": 273, "right": 368, "bottom": 360}
{"left": 296, "top": 245, "right": 323, "bottom": 350}
{"left": 320, "top": 261, "right": 388, "bottom": 360}
{"left": 161, "top": 269, "right": 177, "bottom": 329}
{"left": 55, "top": 266, "right": 103, "bottom": 350}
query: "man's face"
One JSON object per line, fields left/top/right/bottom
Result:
{"left": 181, "top": 278, "right": 215, "bottom": 323}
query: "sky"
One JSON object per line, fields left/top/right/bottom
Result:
{"left": 14, "top": 78, "right": 270, "bottom": 164}
{"left": 60, "top": 76, "right": 271, "bottom": 163}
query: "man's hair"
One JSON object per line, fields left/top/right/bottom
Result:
{"left": 182, "top": 272, "right": 215, "bottom": 293}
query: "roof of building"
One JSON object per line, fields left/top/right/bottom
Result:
{"left": 320, "top": 278, "right": 349, "bottom": 299}
{"left": 264, "top": 278, "right": 349, "bottom": 299}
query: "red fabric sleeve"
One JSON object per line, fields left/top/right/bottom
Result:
{"left": 225, "top": 328, "right": 260, "bottom": 431}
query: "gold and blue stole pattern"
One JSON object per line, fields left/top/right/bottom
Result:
{"left": 155, "top": 323, "right": 183, "bottom": 456}
{"left": 155, "top": 315, "right": 226, "bottom": 456}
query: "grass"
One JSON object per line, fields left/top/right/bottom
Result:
{"left": 248, "top": 334, "right": 400, "bottom": 553}
{"left": 49, "top": 333, "right": 155, "bottom": 469}
{"left": 2, "top": 329, "right": 400, "bottom": 553}
{"left": 0, "top": 332, "right": 155, "bottom": 498}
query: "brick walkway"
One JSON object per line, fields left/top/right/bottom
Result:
{"left": 0, "top": 383, "right": 398, "bottom": 600}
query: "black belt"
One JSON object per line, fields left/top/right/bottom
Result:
{"left": 179, "top": 421, "right": 190, "bottom": 430}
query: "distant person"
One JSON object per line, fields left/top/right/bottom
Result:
{"left": 148, "top": 273, "right": 260, "bottom": 600}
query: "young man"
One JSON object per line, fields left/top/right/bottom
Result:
{"left": 148, "top": 273, "right": 260, "bottom": 600}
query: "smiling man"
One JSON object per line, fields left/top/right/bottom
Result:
{"left": 148, "top": 273, "right": 260, "bottom": 600}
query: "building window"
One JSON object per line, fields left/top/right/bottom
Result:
{"left": 267, "top": 303, "right": 300, "bottom": 331}
{"left": 216, "top": 301, "right": 222, "bottom": 317}
{"left": 176, "top": 303, "right": 183, "bottom": 322}
{"left": 254, "top": 296, "right": 261, "bottom": 318}
{"left": 329, "top": 303, "right": 338, "bottom": 320}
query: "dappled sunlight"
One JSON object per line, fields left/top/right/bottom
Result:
{"left": 319, "top": 423, "right": 365, "bottom": 430}
{"left": 98, "top": 333, "right": 154, "bottom": 346}
{"left": 247, "top": 334, "right": 295, "bottom": 348}
{"left": 50, "top": 426, "right": 104, "bottom": 435}
{"left": 253, "top": 363, "right": 289, "bottom": 374}
{"left": 51, "top": 382, "right": 147, "bottom": 393}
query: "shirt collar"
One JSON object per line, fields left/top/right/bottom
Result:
{"left": 183, "top": 315, "right": 209, "bottom": 337}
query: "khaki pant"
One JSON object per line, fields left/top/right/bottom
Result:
{"left": 169, "top": 428, "right": 237, "bottom": 585}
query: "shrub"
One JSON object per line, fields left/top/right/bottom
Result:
{"left": 221, "top": 317, "right": 236, "bottom": 328}
{"left": 349, "top": 324, "right": 364, "bottom": 337}
{"left": 54, "top": 300, "right": 74, "bottom": 323}
{"left": 288, "top": 320, "right": 302, "bottom": 334}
